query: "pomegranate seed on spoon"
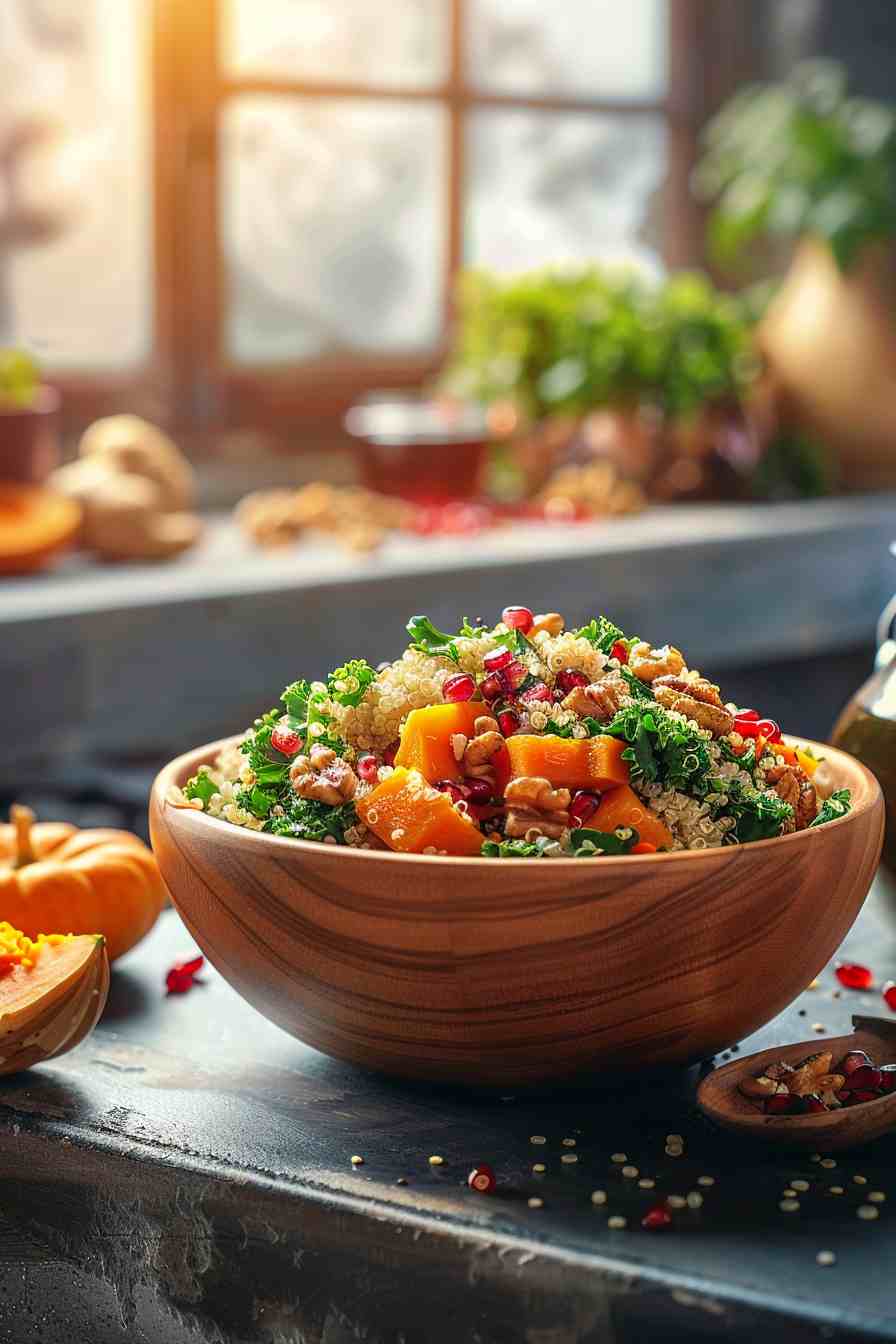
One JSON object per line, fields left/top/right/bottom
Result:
{"left": 502, "top": 605, "right": 534, "bottom": 633}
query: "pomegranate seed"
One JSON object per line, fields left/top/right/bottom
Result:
{"left": 520, "top": 683, "right": 552, "bottom": 704}
{"left": 443, "top": 672, "right": 476, "bottom": 703}
{"left": 497, "top": 707, "right": 520, "bottom": 737}
{"left": 765, "top": 1093, "right": 797, "bottom": 1115}
{"left": 483, "top": 647, "right": 513, "bottom": 673}
{"left": 843, "top": 1065, "right": 882, "bottom": 1091}
{"left": 271, "top": 724, "right": 301, "bottom": 756}
{"left": 383, "top": 742, "right": 398, "bottom": 767}
{"left": 569, "top": 790, "right": 601, "bottom": 827}
{"left": 836, "top": 962, "right": 874, "bottom": 990}
{"left": 756, "top": 718, "right": 781, "bottom": 742}
{"left": 642, "top": 1205, "right": 672, "bottom": 1230}
{"left": 463, "top": 778, "right": 493, "bottom": 803}
{"left": 179, "top": 955, "right": 204, "bottom": 975}
{"left": 836, "top": 1089, "right": 851, "bottom": 1103}
{"left": 467, "top": 1164, "right": 496, "bottom": 1194}
{"left": 502, "top": 605, "right": 534, "bottom": 633}
{"left": 165, "top": 961, "right": 202, "bottom": 994}
{"left": 610, "top": 640, "right": 628, "bottom": 664}
{"left": 556, "top": 667, "right": 589, "bottom": 695}
{"left": 883, "top": 981, "right": 896, "bottom": 1011}
{"left": 879, "top": 1066, "right": 896, "bottom": 1093}
{"left": 840, "top": 1050, "right": 872, "bottom": 1076}
{"left": 480, "top": 671, "right": 508, "bottom": 701}
{"left": 800, "top": 1094, "right": 828, "bottom": 1114}
{"left": 357, "top": 754, "right": 380, "bottom": 783}
{"left": 435, "top": 780, "right": 468, "bottom": 805}
{"left": 848, "top": 1089, "right": 882, "bottom": 1105}
{"left": 734, "top": 717, "right": 761, "bottom": 738}
{"left": 503, "top": 660, "right": 529, "bottom": 691}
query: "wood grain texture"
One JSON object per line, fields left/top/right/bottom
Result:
{"left": 697, "top": 1016, "right": 896, "bottom": 1151}
{"left": 149, "top": 738, "right": 884, "bottom": 1085}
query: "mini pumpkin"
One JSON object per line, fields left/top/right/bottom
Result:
{"left": 0, "top": 805, "right": 167, "bottom": 962}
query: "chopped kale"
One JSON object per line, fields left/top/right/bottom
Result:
{"left": 182, "top": 766, "right": 220, "bottom": 807}
{"left": 264, "top": 797, "right": 357, "bottom": 844}
{"left": 281, "top": 679, "right": 312, "bottom": 721}
{"left": 602, "top": 701, "right": 711, "bottom": 792}
{"left": 481, "top": 835, "right": 557, "bottom": 858}
{"left": 327, "top": 659, "right": 377, "bottom": 708}
{"left": 619, "top": 667, "right": 655, "bottom": 701}
{"left": 809, "top": 788, "right": 852, "bottom": 828}
{"left": 239, "top": 708, "right": 293, "bottom": 795}
{"left": 575, "top": 616, "right": 627, "bottom": 655}
{"left": 570, "top": 826, "right": 640, "bottom": 855}
{"left": 406, "top": 615, "right": 461, "bottom": 662}
{"left": 713, "top": 776, "right": 793, "bottom": 842}
{"left": 719, "top": 736, "right": 756, "bottom": 772}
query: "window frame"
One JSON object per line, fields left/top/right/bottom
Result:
{"left": 52, "top": 0, "right": 753, "bottom": 442}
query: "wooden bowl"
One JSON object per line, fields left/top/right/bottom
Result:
{"left": 150, "top": 738, "right": 884, "bottom": 1086}
{"left": 697, "top": 1016, "right": 896, "bottom": 1151}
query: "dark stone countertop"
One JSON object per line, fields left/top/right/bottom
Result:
{"left": 2, "top": 875, "right": 896, "bottom": 1344}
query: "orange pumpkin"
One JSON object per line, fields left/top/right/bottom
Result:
{"left": 0, "top": 806, "right": 167, "bottom": 962}
{"left": 394, "top": 703, "right": 484, "bottom": 783}
{"left": 0, "top": 921, "right": 109, "bottom": 1075}
{"left": 0, "top": 485, "right": 81, "bottom": 575}
{"left": 506, "top": 734, "right": 630, "bottom": 792}
{"left": 591, "top": 785, "right": 674, "bottom": 851}
{"left": 356, "top": 767, "right": 485, "bottom": 856}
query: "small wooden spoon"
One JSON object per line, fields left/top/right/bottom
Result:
{"left": 697, "top": 1016, "right": 896, "bottom": 1152}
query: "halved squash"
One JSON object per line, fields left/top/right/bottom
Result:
{"left": 591, "top": 785, "right": 673, "bottom": 850}
{"left": 0, "top": 922, "right": 109, "bottom": 1075}
{"left": 356, "top": 766, "right": 485, "bottom": 856}
{"left": 506, "top": 734, "right": 629, "bottom": 792}
{"left": 394, "top": 702, "right": 484, "bottom": 783}
{"left": 0, "top": 485, "right": 81, "bottom": 575}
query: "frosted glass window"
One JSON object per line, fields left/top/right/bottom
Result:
{"left": 224, "top": 0, "right": 448, "bottom": 87}
{"left": 2, "top": 0, "right": 151, "bottom": 369}
{"left": 466, "top": 110, "right": 666, "bottom": 275}
{"left": 222, "top": 97, "right": 446, "bottom": 363}
{"left": 467, "top": 0, "right": 668, "bottom": 100}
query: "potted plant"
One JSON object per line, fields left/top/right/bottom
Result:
{"left": 697, "top": 60, "right": 896, "bottom": 490}
{"left": 0, "top": 347, "right": 60, "bottom": 483}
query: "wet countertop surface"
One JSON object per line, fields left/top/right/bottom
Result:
{"left": 2, "top": 875, "right": 896, "bottom": 1343}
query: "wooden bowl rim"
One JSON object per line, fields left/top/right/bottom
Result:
{"left": 152, "top": 734, "right": 882, "bottom": 870}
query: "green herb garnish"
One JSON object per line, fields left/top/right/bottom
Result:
{"left": 575, "top": 616, "right": 626, "bottom": 655}
{"left": 602, "top": 701, "right": 711, "bottom": 792}
{"left": 327, "top": 659, "right": 376, "bottom": 708}
{"left": 809, "top": 788, "right": 852, "bottom": 828}
{"left": 265, "top": 797, "right": 357, "bottom": 844}
{"left": 182, "top": 766, "right": 220, "bottom": 807}
{"left": 406, "top": 615, "right": 461, "bottom": 662}
{"left": 570, "top": 826, "right": 640, "bottom": 856}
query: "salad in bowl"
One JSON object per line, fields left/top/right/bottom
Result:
{"left": 168, "top": 605, "right": 851, "bottom": 860}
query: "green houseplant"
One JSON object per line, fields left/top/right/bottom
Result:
{"left": 698, "top": 61, "right": 896, "bottom": 490}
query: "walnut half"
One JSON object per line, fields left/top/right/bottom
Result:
{"left": 504, "top": 776, "right": 571, "bottom": 840}
{"left": 290, "top": 745, "right": 358, "bottom": 806}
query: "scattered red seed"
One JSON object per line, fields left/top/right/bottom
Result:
{"left": 880, "top": 1066, "right": 896, "bottom": 1093}
{"left": 642, "top": 1205, "right": 672, "bottom": 1230}
{"left": 843, "top": 1065, "right": 883, "bottom": 1091}
{"left": 503, "top": 660, "right": 529, "bottom": 692}
{"left": 497, "top": 707, "right": 520, "bottom": 737}
{"left": 467, "top": 1164, "right": 496, "bottom": 1194}
{"left": 270, "top": 724, "right": 301, "bottom": 756}
{"left": 800, "top": 1094, "right": 828, "bottom": 1114}
{"left": 841, "top": 1050, "right": 872, "bottom": 1076}
{"left": 556, "top": 668, "right": 589, "bottom": 696}
{"left": 382, "top": 742, "right": 399, "bottom": 767}
{"left": 480, "top": 671, "right": 508, "bottom": 702}
{"left": 569, "top": 790, "right": 601, "bottom": 828}
{"left": 443, "top": 672, "right": 476, "bottom": 703}
{"left": 765, "top": 1093, "right": 797, "bottom": 1115}
{"left": 483, "top": 647, "right": 513, "bottom": 673}
{"left": 883, "top": 981, "right": 896, "bottom": 1012}
{"left": 610, "top": 641, "right": 629, "bottom": 664}
{"left": 357, "top": 754, "right": 380, "bottom": 783}
{"left": 463, "top": 778, "right": 493, "bottom": 804}
{"left": 835, "top": 962, "right": 874, "bottom": 991}
{"left": 519, "top": 683, "right": 552, "bottom": 704}
{"left": 502, "top": 606, "right": 534, "bottom": 633}
{"left": 166, "top": 956, "right": 204, "bottom": 995}
{"left": 435, "top": 780, "right": 468, "bottom": 805}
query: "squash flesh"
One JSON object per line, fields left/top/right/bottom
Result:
{"left": 394, "top": 703, "right": 484, "bottom": 783}
{"left": 356, "top": 767, "right": 485, "bottom": 856}
{"left": 506, "top": 734, "right": 629, "bottom": 792}
{"left": 0, "top": 923, "right": 108, "bottom": 1050}
{"left": 591, "top": 785, "right": 674, "bottom": 850}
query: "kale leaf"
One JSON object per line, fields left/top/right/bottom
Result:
{"left": 601, "top": 701, "right": 710, "bottom": 792}
{"left": 327, "top": 659, "right": 376, "bottom": 708}
{"left": 575, "top": 616, "right": 631, "bottom": 655}
{"left": 809, "top": 788, "right": 852, "bottom": 828}
{"left": 570, "top": 826, "right": 640, "bottom": 855}
{"left": 406, "top": 615, "right": 461, "bottom": 662}
{"left": 481, "top": 835, "right": 557, "bottom": 858}
{"left": 182, "top": 766, "right": 220, "bottom": 807}
{"left": 264, "top": 797, "right": 357, "bottom": 844}
{"left": 713, "top": 776, "right": 793, "bottom": 842}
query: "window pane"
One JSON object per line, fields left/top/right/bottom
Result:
{"left": 3, "top": 0, "right": 151, "bottom": 369}
{"left": 222, "top": 97, "right": 446, "bottom": 363}
{"left": 467, "top": 0, "right": 667, "bottom": 100}
{"left": 224, "top": 0, "right": 448, "bottom": 87}
{"left": 466, "top": 110, "right": 666, "bottom": 275}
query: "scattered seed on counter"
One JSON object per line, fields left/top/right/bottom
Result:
{"left": 667, "top": 1195, "right": 687, "bottom": 1209}
{"left": 791, "top": 1179, "right": 810, "bottom": 1192}
{"left": 665, "top": 1147, "right": 683, "bottom": 1158}
{"left": 816, "top": 1250, "right": 837, "bottom": 1267}
{"left": 829, "top": 1186, "right": 844, "bottom": 1195}
{"left": 783, "top": 1189, "right": 798, "bottom": 1199}
{"left": 532, "top": 1163, "right": 546, "bottom": 1174}
{"left": 780, "top": 1199, "right": 800, "bottom": 1213}
{"left": 820, "top": 1158, "right": 837, "bottom": 1169}
{"left": 591, "top": 1190, "right": 607, "bottom": 1205}
{"left": 396, "top": 1177, "right": 408, "bottom": 1185}
{"left": 350, "top": 1155, "right": 364, "bottom": 1166}
{"left": 832, "top": 990, "right": 842, "bottom": 999}
{"left": 798, "top": 1009, "right": 807, "bottom": 1016}
{"left": 429, "top": 1155, "right": 444, "bottom": 1166}
{"left": 854, "top": 1174, "right": 868, "bottom": 1185}
{"left": 528, "top": 1197, "right": 544, "bottom": 1210}
{"left": 857, "top": 1205, "right": 879, "bottom": 1220}
{"left": 666, "top": 1134, "right": 683, "bottom": 1145}
{"left": 530, "top": 1135, "right": 546, "bottom": 1145}
{"left": 812, "top": 1023, "right": 827, "bottom": 1034}
{"left": 807, "top": 979, "right": 820, "bottom": 990}
{"left": 869, "top": 1191, "right": 887, "bottom": 1203}
{"left": 686, "top": 1192, "right": 704, "bottom": 1209}
{"left": 638, "top": 1178, "right": 656, "bottom": 1189}
{"left": 811, "top": 1154, "right": 822, "bottom": 1163}
{"left": 608, "top": 1215, "right": 627, "bottom": 1229}
{"left": 622, "top": 1166, "right": 639, "bottom": 1179}
{"left": 562, "top": 1138, "right": 576, "bottom": 1147}
{"left": 697, "top": 1176, "right": 716, "bottom": 1187}
{"left": 561, "top": 1154, "right": 578, "bottom": 1165}
{"left": 611, "top": 1153, "right": 627, "bottom": 1164}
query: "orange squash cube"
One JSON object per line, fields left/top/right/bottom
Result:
{"left": 591, "top": 784, "right": 673, "bottom": 850}
{"left": 505, "top": 734, "right": 629, "bottom": 793}
{"left": 394, "top": 703, "right": 484, "bottom": 783}
{"left": 356, "top": 767, "right": 485, "bottom": 857}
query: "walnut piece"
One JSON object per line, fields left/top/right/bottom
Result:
{"left": 530, "top": 612, "right": 564, "bottom": 637}
{"left": 289, "top": 745, "right": 358, "bottom": 806}
{"left": 504, "top": 775, "right": 571, "bottom": 840}
{"left": 562, "top": 671, "right": 629, "bottom": 721}
{"left": 463, "top": 729, "right": 505, "bottom": 776}
{"left": 765, "top": 763, "right": 817, "bottom": 831}
{"left": 629, "top": 642, "right": 685, "bottom": 683}
{"left": 652, "top": 684, "right": 734, "bottom": 738}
